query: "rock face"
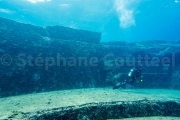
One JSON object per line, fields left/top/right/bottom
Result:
{"left": 0, "top": 17, "right": 180, "bottom": 97}
{"left": 26, "top": 101, "right": 180, "bottom": 120}
{"left": 171, "top": 65, "right": 180, "bottom": 89}
{"left": 46, "top": 26, "right": 101, "bottom": 44}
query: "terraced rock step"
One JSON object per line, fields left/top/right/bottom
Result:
{"left": 0, "top": 88, "right": 180, "bottom": 119}
{"left": 1, "top": 16, "right": 180, "bottom": 96}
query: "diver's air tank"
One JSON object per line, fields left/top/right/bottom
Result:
{"left": 128, "top": 69, "right": 133, "bottom": 77}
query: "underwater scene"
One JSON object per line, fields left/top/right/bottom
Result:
{"left": 0, "top": 0, "right": 180, "bottom": 119}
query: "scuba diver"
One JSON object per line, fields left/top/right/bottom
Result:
{"left": 113, "top": 66, "right": 142, "bottom": 89}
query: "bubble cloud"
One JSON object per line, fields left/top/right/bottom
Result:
{"left": 114, "top": 0, "right": 141, "bottom": 28}
{"left": 175, "top": 0, "right": 179, "bottom": 3}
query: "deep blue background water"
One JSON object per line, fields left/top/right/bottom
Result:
{"left": 0, "top": 0, "right": 180, "bottom": 42}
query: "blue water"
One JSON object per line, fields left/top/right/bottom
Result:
{"left": 0, "top": 0, "right": 180, "bottom": 42}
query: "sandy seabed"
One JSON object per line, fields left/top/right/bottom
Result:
{"left": 0, "top": 88, "right": 180, "bottom": 119}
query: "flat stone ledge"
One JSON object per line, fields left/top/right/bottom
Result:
{"left": 0, "top": 88, "right": 180, "bottom": 119}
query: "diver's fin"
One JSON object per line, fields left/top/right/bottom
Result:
{"left": 113, "top": 85, "right": 121, "bottom": 90}
{"left": 113, "top": 81, "right": 127, "bottom": 90}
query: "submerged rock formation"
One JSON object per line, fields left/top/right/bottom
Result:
{"left": 46, "top": 26, "right": 101, "bottom": 44}
{"left": 0, "top": 17, "right": 180, "bottom": 97}
{"left": 25, "top": 100, "right": 180, "bottom": 120}
{"left": 2, "top": 88, "right": 180, "bottom": 119}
